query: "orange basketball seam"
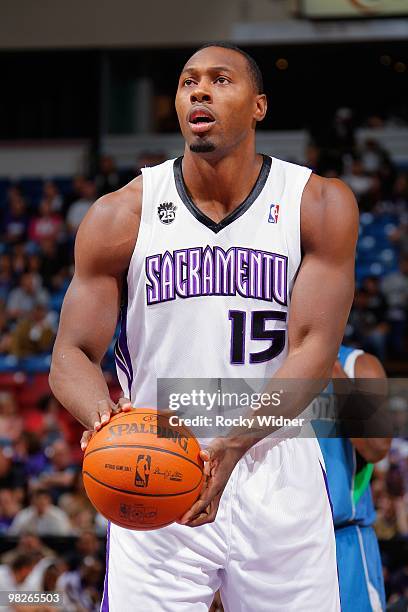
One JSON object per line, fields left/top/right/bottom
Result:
{"left": 83, "top": 470, "right": 203, "bottom": 497}
{"left": 84, "top": 443, "right": 203, "bottom": 471}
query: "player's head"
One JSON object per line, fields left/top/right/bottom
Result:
{"left": 175, "top": 43, "right": 267, "bottom": 156}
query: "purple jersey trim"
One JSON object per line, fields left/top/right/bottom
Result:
{"left": 116, "top": 275, "right": 133, "bottom": 398}
{"left": 101, "top": 522, "right": 111, "bottom": 611}
{"left": 320, "top": 460, "right": 334, "bottom": 518}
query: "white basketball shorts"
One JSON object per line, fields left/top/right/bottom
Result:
{"left": 101, "top": 436, "right": 340, "bottom": 611}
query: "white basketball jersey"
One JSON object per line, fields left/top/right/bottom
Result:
{"left": 115, "top": 155, "right": 312, "bottom": 406}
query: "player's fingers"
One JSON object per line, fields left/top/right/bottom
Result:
{"left": 178, "top": 495, "right": 209, "bottom": 525}
{"left": 113, "top": 397, "right": 132, "bottom": 413}
{"left": 97, "top": 399, "right": 115, "bottom": 427}
{"left": 179, "top": 479, "right": 222, "bottom": 525}
{"left": 88, "top": 410, "right": 103, "bottom": 431}
{"left": 80, "top": 430, "right": 93, "bottom": 451}
{"left": 185, "top": 493, "right": 222, "bottom": 527}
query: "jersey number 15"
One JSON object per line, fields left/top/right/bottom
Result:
{"left": 229, "top": 310, "right": 287, "bottom": 365}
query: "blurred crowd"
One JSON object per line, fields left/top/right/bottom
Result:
{"left": 307, "top": 109, "right": 408, "bottom": 363}
{"left": 372, "top": 439, "right": 408, "bottom": 606}
{"left": 0, "top": 387, "right": 113, "bottom": 610}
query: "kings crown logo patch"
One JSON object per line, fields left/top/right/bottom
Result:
{"left": 158, "top": 202, "right": 177, "bottom": 225}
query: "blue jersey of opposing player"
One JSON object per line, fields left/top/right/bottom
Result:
{"left": 318, "top": 345, "right": 376, "bottom": 527}
{"left": 317, "top": 345, "right": 386, "bottom": 612}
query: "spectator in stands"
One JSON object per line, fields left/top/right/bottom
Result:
{"left": 6, "top": 272, "right": 49, "bottom": 320}
{"left": 66, "top": 179, "right": 95, "bottom": 235}
{"left": 0, "top": 446, "right": 25, "bottom": 496}
{"left": 0, "top": 489, "right": 21, "bottom": 534}
{"left": 11, "top": 243, "right": 27, "bottom": 279}
{"left": 347, "top": 287, "right": 389, "bottom": 360}
{"left": 361, "top": 138, "right": 391, "bottom": 175}
{"left": 59, "top": 472, "right": 96, "bottom": 533}
{"left": 328, "top": 107, "right": 356, "bottom": 154}
{"left": 65, "top": 531, "right": 104, "bottom": 570}
{"left": 42, "top": 180, "right": 63, "bottom": 213}
{"left": 57, "top": 556, "right": 103, "bottom": 612}
{"left": 1, "top": 188, "right": 28, "bottom": 245}
{"left": 0, "top": 391, "right": 23, "bottom": 444}
{"left": 31, "top": 395, "right": 76, "bottom": 448}
{"left": 0, "top": 307, "right": 12, "bottom": 354}
{"left": 124, "top": 150, "right": 168, "bottom": 183}
{"left": 3, "top": 533, "right": 44, "bottom": 566}
{"left": 27, "top": 253, "right": 42, "bottom": 286}
{"left": 38, "top": 238, "right": 70, "bottom": 292}
{"left": 358, "top": 173, "right": 383, "bottom": 212}
{"left": 9, "top": 302, "right": 56, "bottom": 358}
{"left": 63, "top": 175, "right": 86, "bottom": 211}
{"left": 35, "top": 439, "right": 77, "bottom": 503}
{"left": 14, "top": 432, "right": 49, "bottom": 481}
{"left": 1, "top": 531, "right": 54, "bottom": 565}
{"left": 0, "top": 554, "right": 60, "bottom": 607}
{"left": 28, "top": 198, "right": 63, "bottom": 244}
{"left": 0, "top": 553, "right": 37, "bottom": 592}
{"left": 381, "top": 255, "right": 408, "bottom": 357}
{"left": 42, "top": 559, "right": 67, "bottom": 594}
{"left": 8, "top": 489, "right": 73, "bottom": 536}
{"left": 342, "top": 158, "right": 374, "bottom": 200}
{"left": 0, "top": 255, "right": 13, "bottom": 303}
{"left": 94, "top": 155, "right": 120, "bottom": 197}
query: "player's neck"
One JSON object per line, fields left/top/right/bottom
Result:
{"left": 181, "top": 145, "right": 263, "bottom": 215}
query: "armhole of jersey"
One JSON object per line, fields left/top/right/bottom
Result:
{"left": 343, "top": 349, "right": 364, "bottom": 378}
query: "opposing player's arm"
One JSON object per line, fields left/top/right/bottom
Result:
{"left": 49, "top": 178, "right": 142, "bottom": 431}
{"left": 350, "top": 352, "right": 391, "bottom": 463}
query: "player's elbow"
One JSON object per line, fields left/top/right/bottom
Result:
{"left": 49, "top": 343, "right": 69, "bottom": 397}
{"left": 355, "top": 438, "right": 391, "bottom": 463}
{"left": 367, "top": 440, "right": 392, "bottom": 463}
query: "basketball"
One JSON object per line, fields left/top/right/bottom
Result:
{"left": 82, "top": 409, "right": 204, "bottom": 530}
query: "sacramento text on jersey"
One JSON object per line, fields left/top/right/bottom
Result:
{"left": 145, "top": 246, "right": 288, "bottom": 305}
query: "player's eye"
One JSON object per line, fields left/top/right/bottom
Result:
{"left": 183, "top": 78, "right": 195, "bottom": 86}
{"left": 215, "top": 76, "right": 229, "bottom": 84}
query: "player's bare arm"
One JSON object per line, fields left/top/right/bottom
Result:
{"left": 181, "top": 174, "right": 359, "bottom": 527}
{"left": 350, "top": 352, "right": 392, "bottom": 463}
{"left": 49, "top": 177, "right": 142, "bottom": 437}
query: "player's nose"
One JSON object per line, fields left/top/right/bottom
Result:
{"left": 190, "top": 85, "right": 212, "bottom": 104}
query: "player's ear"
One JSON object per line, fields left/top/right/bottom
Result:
{"left": 254, "top": 94, "right": 267, "bottom": 123}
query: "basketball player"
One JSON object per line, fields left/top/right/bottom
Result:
{"left": 50, "top": 43, "right": 358, "bottom": 610}
{"left": 318, "top": 346, "right": 391, "bottom": 612}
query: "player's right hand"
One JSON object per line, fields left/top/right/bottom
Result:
{"left": 80, "top": 397, "right": 132, "bottom": 450}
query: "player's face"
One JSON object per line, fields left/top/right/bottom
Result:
{"left": 175, "top": 47, "right": 266, "bottom": 155}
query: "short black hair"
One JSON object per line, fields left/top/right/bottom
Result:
{"left": 195, "top": 42, "right": 264, "bottom": 95}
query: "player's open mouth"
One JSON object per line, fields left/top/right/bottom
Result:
{"left": 188, "top": 108, "right": 216, "bottom": 134}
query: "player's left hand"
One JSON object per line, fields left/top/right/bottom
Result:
{"left": 178, "top": 437, "right": 244, "bottom": 527}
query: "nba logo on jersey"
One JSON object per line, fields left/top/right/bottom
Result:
{"left": 268, "top": 203, "right": 280, "bottom": 224}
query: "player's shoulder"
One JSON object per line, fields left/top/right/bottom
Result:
{"left": 354, "top": 351, "right": 386, "bottom": 378}
{"left": 304, "top": 173, "right": 357, "bottom": 211}
{"left": 75, "top": 176, "right": 143, "bottom": 276}
{"left": 97, "top": 174, "right": 143, "bottom": 217}
{"left": 79, "top": 175, "right": 142, "bottom": 237}
{"left": 301, "top": 172, "right": 359, "bottom": 246}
